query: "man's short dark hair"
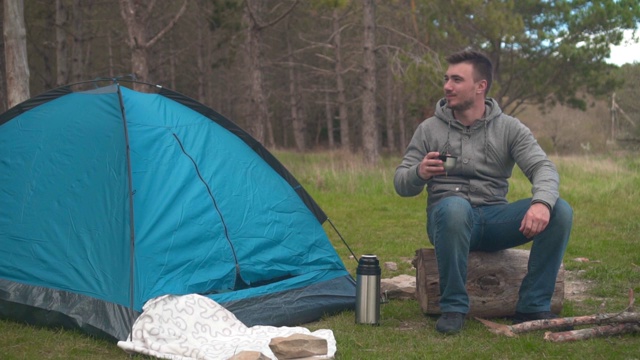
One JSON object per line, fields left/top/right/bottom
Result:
{"left": 445, "top": 50, "right": 493, "bottom": 95}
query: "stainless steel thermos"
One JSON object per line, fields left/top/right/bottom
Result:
{"left": 355, "top": 254, "right": 381, "bottom": 325}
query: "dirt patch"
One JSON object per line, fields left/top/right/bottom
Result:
{"left": 396, "top": 321, "right": 427, "bottom": 331}
{"left": 565, "top": 270, "right": 595, "bottom": 302}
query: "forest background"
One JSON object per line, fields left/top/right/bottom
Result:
{"left": 2, "top": 0, "right": 640, "bottom": 164}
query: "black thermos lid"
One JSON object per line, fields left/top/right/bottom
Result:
{"left": 357, "top": 254, "right": 381, "bottom": 275}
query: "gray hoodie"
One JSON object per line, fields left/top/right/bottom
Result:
{"left": 394, "top": 98, "right": 559, "bottom": 211}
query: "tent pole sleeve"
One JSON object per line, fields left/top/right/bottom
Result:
{"left": 115, "top": 82, "right": 137, "bottom": 340}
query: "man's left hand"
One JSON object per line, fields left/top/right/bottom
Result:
{"left": 520, "top": 203, "right": 550, "bottom": 239}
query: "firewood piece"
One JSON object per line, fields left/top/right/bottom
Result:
{"left": 543, "top": 323, "right": 640, "bottom": 342}
{"left": 475, "top": 317, "right": 518, "bottom": 337}
{"left": 414, "top": 248, "right": 564, "bottom": 317}
{"left": 476, "top": 312, "right": 640, "bottom": 336}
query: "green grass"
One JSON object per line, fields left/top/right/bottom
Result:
{"left": 2, "top": 151, "right": 639, "bottom": 359}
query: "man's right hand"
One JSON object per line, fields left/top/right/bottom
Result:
{"left": 417, "top": 152, "right": 446, "bottom": 180}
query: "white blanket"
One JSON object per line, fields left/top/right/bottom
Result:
{"left": 117, "top": 294, "right": 336, "bottom": 360}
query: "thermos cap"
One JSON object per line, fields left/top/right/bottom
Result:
{"left": 357, "top": 254, "right": 381, "bottom": 275}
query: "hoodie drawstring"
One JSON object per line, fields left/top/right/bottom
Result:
{"left": 442, "top": 120, "right": 452, "bottom": 155}
{"left": 484, "top": 120, "right": 488, "bottom": 163}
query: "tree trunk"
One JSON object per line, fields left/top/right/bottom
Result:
{"left": 332, "top": 8, "right": 350, "bottom": 151}
{"left": 70, "top": 0, "right": 84, "bottom": 83}
{"left": 413, "top": 248, "right": 565, "bottom": 318}
{"left": 286, "top": 21, "right": 305, "bottom": 152}
{"left": 120, "top": 0, "right": 188, "bottom": 91}
{"left": 397, "top": 96, "right": 407, "bottom": 153}
{"left": 385, "top": 65, "right": 395, "bottom": 151}
{"left": 168, "top": 35, "right": 176, "bottom": 89}
{"left": 107, "top": 30, "right": 115, "bottom": 78}
{"left": 196, "top": 24, "right": 204, "bottom": 101}
{"left": 324, "top": 90, "right": 335, "bottom": 148}
{"left": 361, "top": 0, "right": 379, "bottom": 164}
{"left": 195, "top": 1, "right": 211, "bottom": 103}
{"left": 242, "top": 0, "right": 298, "bottom": 147}
{"left": 120, "top": 0, "right": 150, "bottom": 90}
{"left": 55, "top": 0, "right": 68, "bottom": 86}
{"left": 3, "top": 0, "right": 30, "bottom": 108}
{"left": 243, "top": 0, "right": 268, "bottom": 144}
{"left": 0, "top": 3, "right": 6, "bottom": 112}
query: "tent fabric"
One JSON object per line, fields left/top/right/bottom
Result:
{"left": 0, "top": 82, "right": 356, "bottom": 341}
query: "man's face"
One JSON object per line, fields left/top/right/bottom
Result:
{"left": 443, "top": 62, "right": 481, "bottom": 112}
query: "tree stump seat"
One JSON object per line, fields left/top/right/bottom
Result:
{"left": 413, "top": 248, "right": 564, "bottom": 318}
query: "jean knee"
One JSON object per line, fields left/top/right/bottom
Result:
{"left": 434, "top": 196, "right": 473, "bottom": 220}
{"left": 429, "top": 197, "right": 473, "bottom": 233}
{"left": 551, "top": 198, "right": 573, "bottom": 226}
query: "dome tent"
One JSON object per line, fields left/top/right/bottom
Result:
{"left": 0, "top": 80, "right": 356, "bottom": 341}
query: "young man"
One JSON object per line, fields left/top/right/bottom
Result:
{"left": 394, "top": 50, "right": 573, "bottom": 334}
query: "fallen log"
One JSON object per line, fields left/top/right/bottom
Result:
{"left": 544, "top": 323, "right": 640, "bottom": 342}
{"left": 413, "top": 248, "right": 564, "bottom": 317}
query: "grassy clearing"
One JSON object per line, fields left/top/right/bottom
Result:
{"left": 1, "top": 151, "right": 639, "bottom": 359}
{"left": 281, "top": 150, "right": 640, "bottom": 359}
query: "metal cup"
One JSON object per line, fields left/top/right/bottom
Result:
{"left": 438, "top": 154, "right": 458, "bottom": 171}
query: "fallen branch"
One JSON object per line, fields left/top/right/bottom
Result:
{"left": 475, "top": 288, "right": 638, "bottom": 338}
{"left": 475, "top": 312, "right": 640, "bottom": 337}
{"left": 544, "top": 323, "right": 640, "bottom": 342}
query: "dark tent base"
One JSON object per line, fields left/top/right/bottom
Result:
{"left": 0, "top": 279, "right": 138, "bottom": 341}
{"left": 0, "top": 275, "right": 355, "bottom": 341}
{"left": 220, "top": 274, "right": 356, "bottom": 327}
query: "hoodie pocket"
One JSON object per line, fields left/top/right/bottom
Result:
{"left": 484, "top": 142, "right": 508, "bottom": 170}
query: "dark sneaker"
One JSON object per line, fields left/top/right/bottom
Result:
{"left": 436, "top": 312, "right": 465, "bottom": 334}
{"left": 513, "top": 311, "right": 574, "bottom": 331}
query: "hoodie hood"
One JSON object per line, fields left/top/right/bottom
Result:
{"left": 434, "top": 97, "right": 503, "bottom": 128}
{"left": 434, "top": 98, "right": 503, "bottom": 159}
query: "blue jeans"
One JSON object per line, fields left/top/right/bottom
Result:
{"left": 427, "top": 196, "right": 573, "bottom": 314}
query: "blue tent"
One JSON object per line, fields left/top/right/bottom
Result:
{"left": 0, "top": 82, "right": 356, "bottom": 341}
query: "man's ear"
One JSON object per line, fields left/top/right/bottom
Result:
{"left": 476, "top": 79, "right": 488, "bottom": 94}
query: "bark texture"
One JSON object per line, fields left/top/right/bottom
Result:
{"left": 413, "top": 248, "right": 565, "bottom": 317}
